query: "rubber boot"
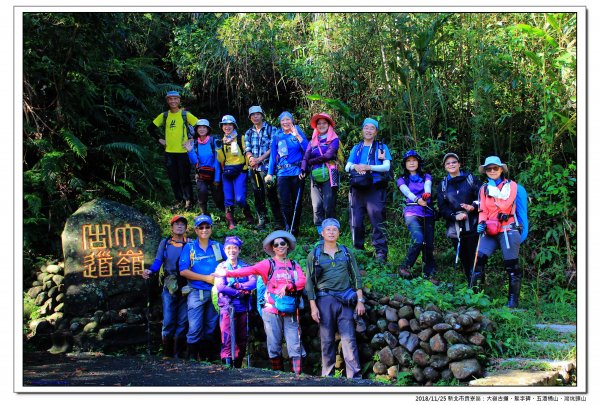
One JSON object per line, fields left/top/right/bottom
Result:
{"left": 398, "top": 266, "right": 412, "bottom": 278}
{"left": 291, "top": 356, "right": 302, "bottom": 376}
{"left": 198, "top": 202, "right": 207, "bottom": 215}
{"left": 469, "top": 255, "right": 487, "bottom": 293}
{"left": 243, "top": 205, "right": 254, "bottom": 225}
{"left": 506, "top": 260, "right": 522, "bottom": 309}
{"left": 186, "top": 341, "right": 199, "bottom": 361}
{"left": 269, "top": 356, "right": 284, "bottom": 371}
{"left": 222, "top": 357, "right": 232, "bottom": 367}
{"left": 225, "top": 207, "right": 236, "bottom": 230}
{"left": 174, "top": 335, "right": 187, "bottom": 359}
{"left": 161, "top": 336, "right": 174, "bottom": 358}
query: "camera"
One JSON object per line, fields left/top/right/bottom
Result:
{"left": 497, "top": 213, "right": 510, "bottom": 221}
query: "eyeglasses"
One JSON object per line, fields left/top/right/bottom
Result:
{"left": 196, "top": 225, "right": 212, "bottom": 230}
{"left": 272, "top": 241, "right": 288, "bottom": 248}
{"left": 445, "top": 160, "right": 459, "bottom": 166}
{"left": 485, "top": 166, "right": 501, "bottom": 172}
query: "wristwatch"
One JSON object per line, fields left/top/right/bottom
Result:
{"left": 357, "top": 298, "right": 366, "bottom": 303}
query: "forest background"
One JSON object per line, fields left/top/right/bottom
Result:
{"left": 21, "top": 11, "right": 577, "bottom": 294}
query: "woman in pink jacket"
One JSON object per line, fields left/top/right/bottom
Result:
{"left": 213, "top": 230, "right": 306, "bottom": 375}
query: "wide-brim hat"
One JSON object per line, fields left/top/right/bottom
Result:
{"left": 262, "top": 230, "right": 296, "bottom": 257}
{"left": 219, "top": 115, "right": 238, "bottom": 129}
{"left": 165, "top": 91, "right": 180, "bottom": 98}
{"left": 310, "top": 113, "right": 335, "bottom": 129}
{"left": 479, "top": 155, "right": 509, "bottom": 174}
{"left": 248, "top": 106, "right": 265, "bottom": 119}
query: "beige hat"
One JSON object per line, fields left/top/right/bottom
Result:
{"left": 262, "top": 230, "right": 296, "bottom": 256}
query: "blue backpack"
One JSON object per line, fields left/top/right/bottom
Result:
{"left": 515, "top": 184, "right": 529, "bottom": 243}
{"left": 255, "top": 259, "right": 299, "bottom": 316}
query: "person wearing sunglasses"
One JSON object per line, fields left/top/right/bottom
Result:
{"left": 436, "top": 153, "right": 482, "bottom": 283}
{"left": 473, "top": 156, "right": 523, "bottom": 308}
{"left": 178, "top": 214, "right": 226, "bottom": 360}
{"left": 212, "top": 230, "right": 307, "bottom": 375}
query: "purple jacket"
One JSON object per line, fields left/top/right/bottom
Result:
{"left": 301, "top": 137, "right": 340, "bottom": 172}
{"left": 215, "top": 260, "right": 257, "bottom": 312}
{"left": 397, "top": 173, "right": 434, "bottom": 217}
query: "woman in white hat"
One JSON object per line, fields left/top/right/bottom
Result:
{"left": 473, "top": 156, "right": 522, "bottom": 308}
{"left": 212, "top": 230, "right": 307, "bottom": 375}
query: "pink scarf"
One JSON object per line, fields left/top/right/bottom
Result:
{"left": 311, "top": 126, "right": 338, "bottom": 147}
{"left": 196, "top": 135, "right": 211, "bottom": 145}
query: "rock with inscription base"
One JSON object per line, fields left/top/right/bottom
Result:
{"left": 61, "top": 199, "right": 161, "bottom": 316}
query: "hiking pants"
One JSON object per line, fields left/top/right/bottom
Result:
{"left": 165, "top": 152, "right": 193, "bottom": 202}
{"left": 310, "top": 178, "right": 337, "bottom": 227}
{"left": 161, "top": 288, "right": 188, "bottom": 339}
{"left": 186, "top": 288, "right": 218, "bottom": 345}
{"left": 277, "top": 175, "right": 305, "bottom": 235}
{"left": 249, "top": 169, "right": 282, "bottom": 223}
{"left": 261, "top": 311, "right": 303, "bottom": 359}
{"left": 196, "top": 178, "right": 224, "bottom": 212}
{"left": 317, "top": 295, "right": 361, "bottom": 378}
{"left": 477, "top": 228, "right": 521, "bottom": 261}
{"left": 222, "top": 171, "right": 248, "bottom": 208}
{"left": 402, "top": 215, "right": 436, "bottom": 275}
{"left": 219, "top": 308, "right": 248, "bottom": 361}
{"left": 349, "top": 187, "right": 388, "bottom": 257}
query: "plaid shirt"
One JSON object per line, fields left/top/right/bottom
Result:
{"left": 244, "top": 122, "right": 275, "bottom": 171}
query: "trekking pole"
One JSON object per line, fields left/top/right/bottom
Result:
{"left": 290, "top": 185, "right": 302, "bottom": 233}
{"left": 145, "top": 277, "right": 151, "bottom": 356}
{"left": 246, "top": 294, "right": 251, "bottom": 368}
{"left": 229, "top": 305, "right": 236, "bottom": 367}
{"left": 470, "top": 233, "right": 483, "bottom": 286}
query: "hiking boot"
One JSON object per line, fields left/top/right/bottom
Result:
{"left": 225, "top": 207, "right": 236, "bottom": 230}
{"left": 398, "top": 267, "right": 412, "bottom": 278}
{"left": 222, "top": 357, "right": 232, "bottom": 368}
{"left": 186, "top": 341, "right": 199, "bottom": 361}
{"left": 269, "top": 356, "right": 284, "bottom": 371}
{"left": 234, "top": 354, "right": 245, "bottom": 368}
{"left": 243, "top": 205, "right": 254, "bottom": 225}
{"left": 161, "top": 336, "right": 174, "bottom": 358}
{"left": 174, "top": 335, "right": 187, "bottom": 359}
{"left": 184, "top": 200, "right": 192, "bottom": 210}
{"left": 375, "top": 254, "right": 387, "bottom": 264}
{"left": 198, "top": 202, "right": 208, "bottom": 215}
{"left": 170, "top": 201, "right": 183, "bottom": 212}
{"left": 424, "top": 273, "right": 441, "bottom": 286}
{"left": 291, "top": 356, "right": 302, "bottom": 376}
{"left": 469, "top": 255, "right": 487, "bottom": 293}
{"left": 506, "top": 260, "right": 522, "bottom": 309}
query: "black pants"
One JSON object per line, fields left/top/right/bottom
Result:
{"left": 277, "top": 175, "right": 305, "bottom": 236}
{"left": 249, "top": 169, "right": 282, "bottom": 224}
{"left": 196, "top": 178, "right": 224, "bottom": 212}
{"left": 451, "top": 231, "right": 479, "bottom": 282}
{"left": 165, "top": 152, "right": 193, "bottom": 202}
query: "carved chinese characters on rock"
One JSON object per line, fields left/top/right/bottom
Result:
{"left": 81, "top": 224, "right": 145, "bottom": 279}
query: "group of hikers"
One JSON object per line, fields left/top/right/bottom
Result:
{"left": 143, "top": 91, "right": 529, "bottom": 378}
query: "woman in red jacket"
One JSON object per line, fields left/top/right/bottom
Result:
{"left": 473, "top": 156, "right": 522, "bottom": 308}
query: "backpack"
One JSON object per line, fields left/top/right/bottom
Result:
{"left": 160, "top": 236, "right": 192, "bottom": 293}
{"left": 311, "top": 243, "right": 356, "bottom": 288}
{"left": 162, "top": 109, "right": 194, "bottom": 144}
{"left": 255, "top": 258, "right": 299, "bottom": 317}
{"left": 351, "top": 141, "right": 393, "bottom": 185}
{"left": 440, "top": 173, "right": 476, "bottom": 201}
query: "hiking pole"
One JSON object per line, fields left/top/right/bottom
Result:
{"left": 229, "top": 305, "right": 236, "bottom": 367}
{"left": 470, "top": 233, "right": 483, "bottom": 287}
{"left": 145, "top": 277, "right": 151, "bottom": 356}
{"left": 246, "top": 294, "right": 251, "bottom": 368}
{"left": 290, "top": 184, "right": 302, "bottom": 234}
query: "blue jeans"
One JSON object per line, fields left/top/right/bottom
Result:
{"left": 186, "top": 288, "right": 218, "bottom": 345}
{"left": 310, "top": 179, "right": 337, "bottom": 227}
{"left": 402, "top": 215, "right": 436, "bottom": 275}
{"left": 161, "top": 288, "right": 188, "bottom": 339}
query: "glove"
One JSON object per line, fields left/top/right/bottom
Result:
{"left": 422, "top": 192, "right": 431, "bottom": 200}
{"left": 477, "top": 221, "right": 487, "bottom": 234}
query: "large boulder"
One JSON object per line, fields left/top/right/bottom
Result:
{"left": 61, "top": 199, "right": 161, "bottom": 316}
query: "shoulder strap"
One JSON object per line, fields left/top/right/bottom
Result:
{"left": 441, "top": 176, "right": 448, "bottom": 196}
{"left": 467, "top": 173, "right": 474, "bottom": 188}
{"left": 162, "top": 237, "right": 171, "bottom": 261}
{"left": 267, "top": 258, "right": 276, "bottom": 283}
{"left": 211, "top": 243, "right": 224, "bottom": 262}
{"left": 340, "top": 245, "right": 357, "bottom": 286}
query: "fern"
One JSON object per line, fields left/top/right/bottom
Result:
{"left": 60, "top": 128, "right": 88, "bottom": 159}
{"left": 100, "top": 180, "right": 131, "bottom": 199}
{"left": 99, "top": 142, "right": 145, "bottom": 161}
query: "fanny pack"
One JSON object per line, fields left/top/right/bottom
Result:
{"left": 485, "top": 219, "right": 503, "bottom": 236}
{"left": 349, "top": 170, "right": 373, "bottom": 189}
{"left": 196, "top": 166, "right": 215, "bottom": 182}
{"left": 312, "top": 165, "right": 330, "bottom": 183}
{"left": 223, "top": 164, "right": 244, "bottom": 180}
{"left": 269, "top": 293, "right": 298, "bottom": 313}
{"left": 321, "top": 288, "right": 358, "bottom": 307}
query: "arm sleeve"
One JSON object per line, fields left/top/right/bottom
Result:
{"left": 345, "top": 145, "right": 358, "bottom": 172}
{"left": 267, "top": 135, "right": 278, "bottom": 176}
{"left": 424, "top": 174, "right": 432, "bottom": 194}
{"left": 399, "top": 183, "right": 418, "bottom": 202}
{"left": 369, "top": 160, "right": 390, "bottom": 173}
{"left": 149, "top": 239, "right": 167, "bottom": 273}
